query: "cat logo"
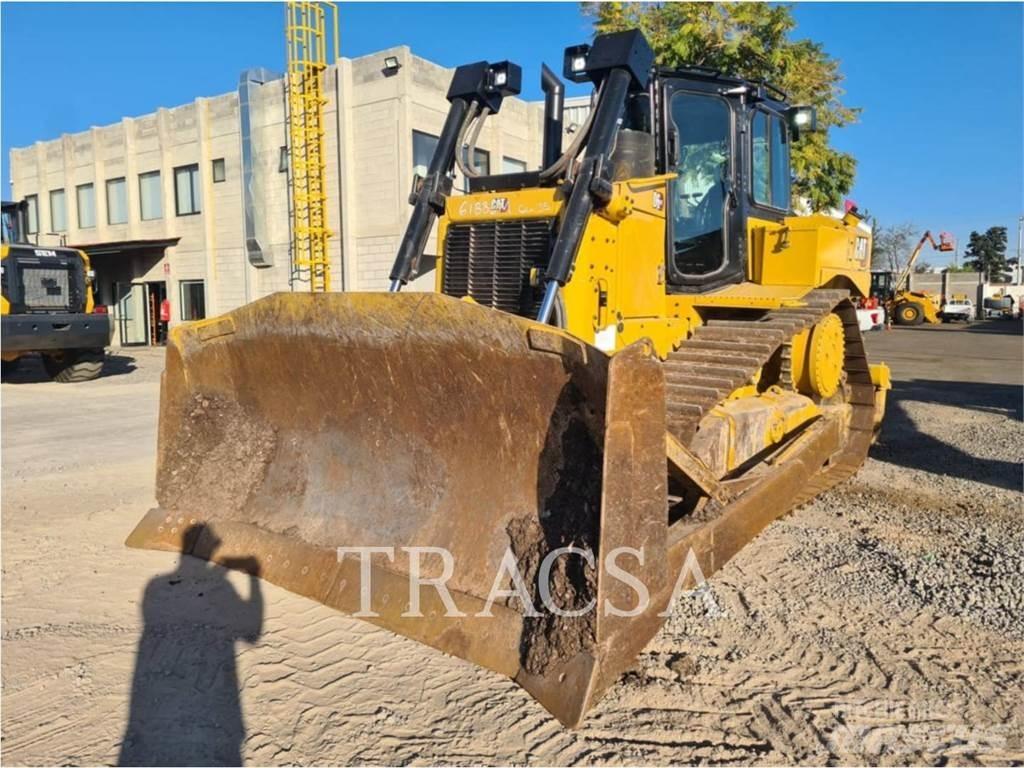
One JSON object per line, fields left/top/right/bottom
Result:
{"left": 490, "top": 197, "right": 509, "bottom": 213}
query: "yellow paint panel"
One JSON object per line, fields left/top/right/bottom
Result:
{"left": 752, "top": 212, "right": 871, "bottom": 298}
{"left": 431, "top": 173, "right": 874, "bottom": 363}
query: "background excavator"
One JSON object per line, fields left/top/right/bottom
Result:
{"left": 127, "top": 30, "right": 891, "bottom": 727}
{"left": 870, "top": 229, "right": 955, "bottom": 325}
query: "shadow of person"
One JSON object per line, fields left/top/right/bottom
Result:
{"left": 119, "top": 527, "right": 263, "bottom": 766}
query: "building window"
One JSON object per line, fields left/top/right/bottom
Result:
{"left": 174, "top": 164, "right": 201, "bottom": 215}
{"left": 76, "top": 183, "right": 96, "bottom": 228}
{"left": 49, "top": 189, "right": 66, "bottom": 232}
{"left": 24, "top": 195, "right": 39, "bottom": 234}
{"left": 461, "top": 148, "right": 490, "bottom": 192}
{"left": 502, "top": 157, "right": 527, "bottom": 174}
{"left": 278, "top": 147, "right": 288, "bottom": 173}
{"left": 139, "top": 171, "right": 162, "bottom": 220}
{"left": 179, "top": 280, "right": 206, "bottom": 321}
{"left": 212, "top": 158, "right": 226, "bottom": 183}
{"left": 413, "top": 131, "right": 438, "bottom": 178}
{"left": 106, "top": 178, "right": 128, "bottom": 224}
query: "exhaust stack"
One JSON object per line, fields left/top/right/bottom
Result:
{"left": 541, "top": 63, "right": 564, "bottom": 169}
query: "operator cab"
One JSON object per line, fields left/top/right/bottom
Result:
{"left": 659, "top": 72, "right": 803, "bottom": 292}
{"left": 870, "top": 270, "right": 895, "bottom": 302}
{"left": 609, "top": 69, "right": 810, "bottom": 291}
{"left": 1, "top": 200, "right": 29, "bottom": 245}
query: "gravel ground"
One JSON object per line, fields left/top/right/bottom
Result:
{"left": 1, "top": 322, "right": 1022, "bottom": 765}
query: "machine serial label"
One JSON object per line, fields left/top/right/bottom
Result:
{"left": 457, "top": 197, "right": 510, "bottom": 217}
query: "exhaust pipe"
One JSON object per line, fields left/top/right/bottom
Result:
{"left": 541, "top": 64, "right": 564, "bottom": 169}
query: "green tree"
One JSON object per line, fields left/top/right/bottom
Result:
{"left": 964, "top": 227, "right": 1009, "bottom": 281}
{"left": 585, "top": 2, "right": 858, "bottom": 211}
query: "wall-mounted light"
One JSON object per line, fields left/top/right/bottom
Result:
{"left": 382, "top": 56, "right": 401, "bottom": 75}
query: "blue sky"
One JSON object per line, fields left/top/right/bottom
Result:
{"left": 2, "top": 2, "right": 1021, "bottom": 266}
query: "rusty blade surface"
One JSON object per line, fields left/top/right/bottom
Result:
{"left": 125, "top": 291, "right": 883, "bottom": 728}
{"left": 126, "top": 292, "right": 670, "bottom": 725}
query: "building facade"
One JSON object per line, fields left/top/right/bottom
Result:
{"left": 9, "top": 47, "right": 546, "bottom": 345}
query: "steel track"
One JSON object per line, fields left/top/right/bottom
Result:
{"left": 663, "top": 288, "right": 877, "bottom": 503}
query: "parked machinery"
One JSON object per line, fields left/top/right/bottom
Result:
{"left": 983, "top": 293, "right": 1017, "bottom": 320}
{"left": 1, "top": 200, "right": 111, "bottom": 381}
{"left": 872, "top": 230, "right": 954, "bottom": 325}
{"left": 127, "top": 31, "right": 891, "bottom": 726}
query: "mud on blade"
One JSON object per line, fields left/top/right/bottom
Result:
{"left": 127, "top": 292, "right": 670, "bottom": 726}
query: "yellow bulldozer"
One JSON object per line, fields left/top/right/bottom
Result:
{"left": 127, "top": 31, "right": 890, "bottom": 727}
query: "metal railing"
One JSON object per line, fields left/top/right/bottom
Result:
{"left": 285, "top": 1, "right": 338, "bottom": 292}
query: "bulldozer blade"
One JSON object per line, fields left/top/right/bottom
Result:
{"left": 126, "top": 292, "right": 670, "bottom": 727}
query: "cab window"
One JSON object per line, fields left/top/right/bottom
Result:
{"left": 669, "top": 92, "right": 731, "bottom": 276}
{"left": 751, "top": 110, "right": 790, "bottom": 210}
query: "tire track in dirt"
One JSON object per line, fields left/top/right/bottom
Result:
{"left": 3, "top": 340, "right": 1023, "bottom": 764}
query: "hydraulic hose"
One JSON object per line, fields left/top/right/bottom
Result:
{"left": 455, "top": 109, "right": 491, "bottom": 180}
{"left": 538, "top": 79, "right": 604, "bottom": 182}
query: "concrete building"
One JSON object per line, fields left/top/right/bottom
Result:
{"left": 9, "top": 47, "right": 546, "bottom": 346}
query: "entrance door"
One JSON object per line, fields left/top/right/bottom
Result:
{"left": 116, "top": 282, "right": 149, "bottom": 346}
{"left": 145, "top": 281, "right": 168, "bottom": 345}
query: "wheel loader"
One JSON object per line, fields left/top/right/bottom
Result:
{"left": 871, "top": 230, "right": 954, "bottom": 326}
{"left": 127, "top": 30, "right": 891, "bottom": 727}
{"left": 2, "top": 199, "right": 110, "bottom": 381}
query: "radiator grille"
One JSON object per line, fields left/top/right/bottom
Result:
{"left": 21, "top": 266, "right": 71, "bottom": 310}
{"left": 442, "top": 219, "right": 553, "bottom": 317}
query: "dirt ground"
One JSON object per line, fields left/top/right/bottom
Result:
{"left": 2, "top": 322, "right": 1022, "bottom": 765}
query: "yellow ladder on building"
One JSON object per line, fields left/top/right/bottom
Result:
{"left": 285, "top": 1, "right": 338, "bottom": 292}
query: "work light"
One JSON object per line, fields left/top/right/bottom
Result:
{"left": 786, "top": 105, "right": 818, "bottom": 137}
{"left": 486, "top": 61, "right": 521, "bottom": 97}
{"left": 562, "top": 43, "right": 592, "bottom": 83}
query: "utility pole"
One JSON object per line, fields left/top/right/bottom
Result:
{"left": 1017, "top": 215, "right": 1023, "bottom": 284}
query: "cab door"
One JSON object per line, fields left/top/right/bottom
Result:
{"left": 661, "top": 79, "right": 743, "bottom": 292}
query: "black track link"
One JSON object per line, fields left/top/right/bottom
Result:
{"left": 663, "top": 289, "right": 852, "bottom": 443}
